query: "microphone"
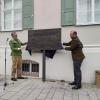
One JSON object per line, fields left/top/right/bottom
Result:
{"left": 6, "top": 38, "right": 9, "bottom": 41}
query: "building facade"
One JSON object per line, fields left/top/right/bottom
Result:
{"left": 0, "top": 0, "right": 100, "bottom": 83}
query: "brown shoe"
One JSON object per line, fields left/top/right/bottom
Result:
{"left": 11, "top": 78, "right": 17, "bottom": 81}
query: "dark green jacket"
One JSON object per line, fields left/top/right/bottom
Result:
{"left": 9, "top": 39, "right": 22, "bottom": 56}
{"left": 63, "top": 36, "right": 85, "bottom": 60}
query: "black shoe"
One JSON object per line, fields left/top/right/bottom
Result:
{"left": 69, "top": 82, "right": 76, "bottom": 85}
{"left": 11, "top": 78, "right": 17, "bottom": 81}
{"left": 72, "top": 85, "right": 81, "bottom": 90}
{"left": 17, "top": 77, "right": 27, "bottom": 79}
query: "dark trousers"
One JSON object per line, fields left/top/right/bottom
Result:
{"left": 73, "top": 59, "right": 83, "bottom": 86}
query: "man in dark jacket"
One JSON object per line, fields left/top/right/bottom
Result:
{"left": 63, "top": 30, "right": 85, "bottom": 89}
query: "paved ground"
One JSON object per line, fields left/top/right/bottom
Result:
{"left": 0, "top": 76, "right": 100, "bottom": 100}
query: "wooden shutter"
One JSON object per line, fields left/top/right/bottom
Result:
{"left": 22, "top": 0, "right": 33, "bottom": 29}
{"left": 61, "top": 0, "right": 75, "bottom": 26}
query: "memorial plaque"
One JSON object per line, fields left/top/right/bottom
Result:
{"left": 27, "top": 28, "right": 62, "bottom": 51}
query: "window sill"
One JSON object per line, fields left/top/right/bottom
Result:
{"left": 61, "top": 24, "right": 100, "bottom": 27}
{"left": 0, "top": 29, "right": 23, "bottom": 32}
{"left": 75, "top": 24, "right": 100, "bottom": 27}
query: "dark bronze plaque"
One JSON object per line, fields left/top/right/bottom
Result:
{"left": 27, "top": 28, "right": 62, "bottom": 51}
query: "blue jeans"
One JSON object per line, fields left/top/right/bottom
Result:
{"left": 73, "top": 59, "right": 83, "bottom": 85}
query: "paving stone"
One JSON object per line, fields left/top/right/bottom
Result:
{"left": 0, "top": 76, "right": 99, "bottom": 100}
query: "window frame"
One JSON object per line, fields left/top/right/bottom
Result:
{"left": 1, "top": 0, "right": 22, "bottom": 31}
{"left": 76, "top": 0, "right": 100, "bottom": 26}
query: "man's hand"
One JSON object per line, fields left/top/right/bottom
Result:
{"left": 65, "top": 46, "right": 70, "bottom": 51}
{"left": 17, "top": 48, "right": 21, "bottom": 50}
{"left": 63, "top": 43, "right": 66, "bottom": 45}
{"left": 21, "top": 42, "right": 28, "bottom": 45}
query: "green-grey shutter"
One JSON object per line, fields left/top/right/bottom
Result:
{"left": 61, "top": 0, "right": 75, "bottom": 26}
{"left": 0, "top": 0, "right": 1, "bottom": 30}
{"left": 22, "top": 0, "right": 33, "bottom": 29}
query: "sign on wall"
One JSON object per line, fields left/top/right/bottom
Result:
{"left": 27, "top": 28, "right": 62, "bottom": 51}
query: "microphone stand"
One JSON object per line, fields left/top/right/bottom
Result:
{"left": 3, "top": 38, "right": 14, "bottom": 90}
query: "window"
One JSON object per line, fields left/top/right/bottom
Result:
{"left": 76, "top": 0, "right": 100, "bottom": 25}
{"left": 1, "top": 0, "right": 22, "bottom": 31}
{"left": 32, "top": 63, "right": 39, "bottom": 76}
{"left": 61, "top": 0, "right": 100, "bottom": 26}
{"left": 22, "top": 60, "right": 39, "bottom": 77}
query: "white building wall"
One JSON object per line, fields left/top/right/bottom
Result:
{"left": 0, "top": 0, "right": 100, "bottom": 83}
{"left": 34, "top": 0, "right": 61, "bottom": 29}
{"left": 0, "top": 47, "right": 11, "bottom": 75}
{"left": 62, "top": 26, "right": 100, "bottom": 45}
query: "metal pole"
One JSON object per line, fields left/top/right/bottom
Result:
{"left": 42, "top": 50, "right": 46, "bottom": 82}
{"left": 3, "top": 38, "right": 14, "bottom": 90}
{"left": 4, "top": 39, "right": 8, "bottom": 90}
